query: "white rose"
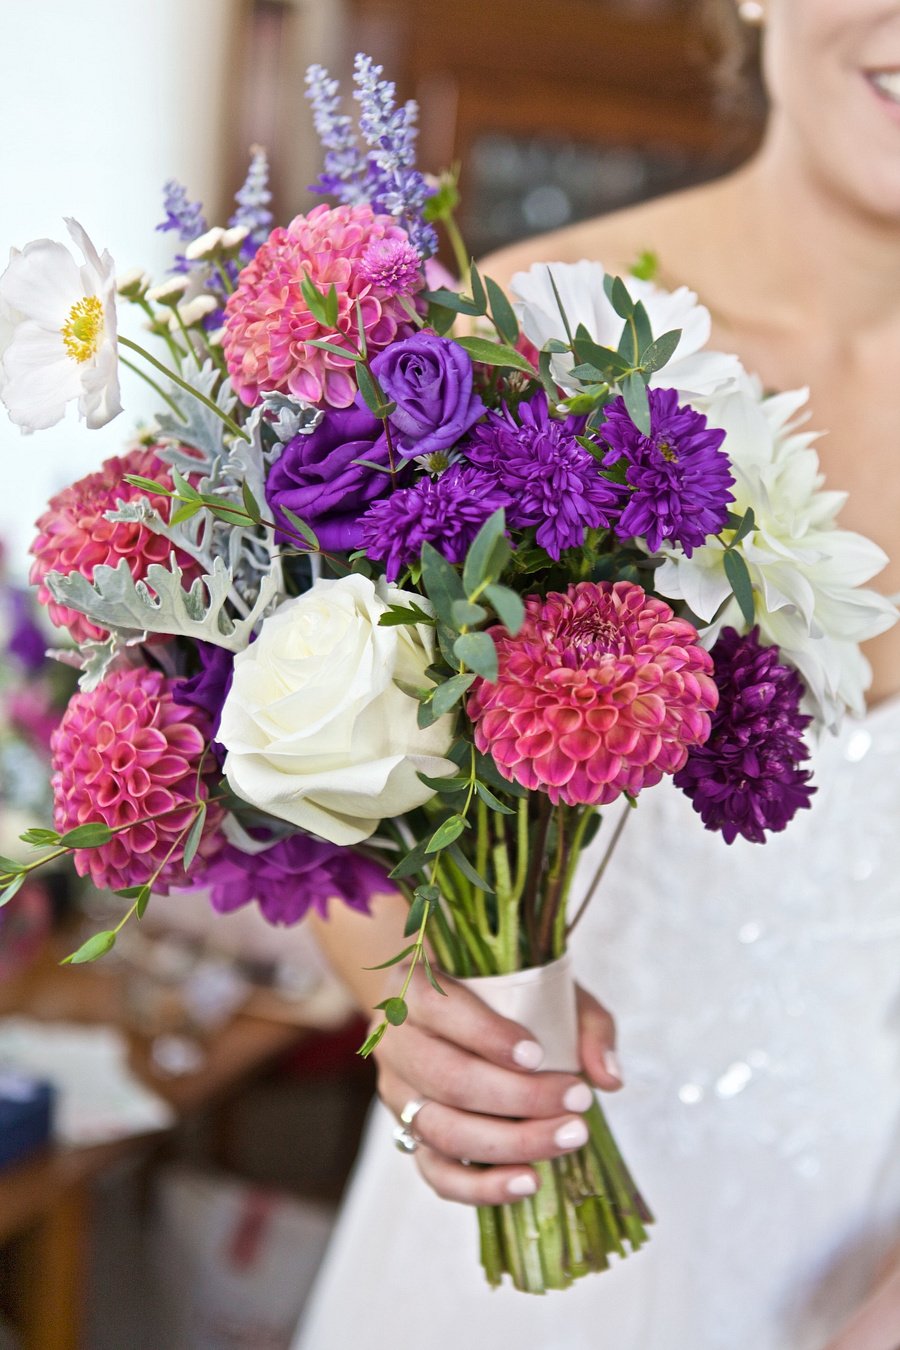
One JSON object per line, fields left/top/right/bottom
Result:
{"left": 219, "top": 574, "right": 456, "bottom": 845}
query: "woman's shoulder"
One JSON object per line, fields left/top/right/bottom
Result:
{"left": 478, "top": 176, "right": 735, "bottom": 294}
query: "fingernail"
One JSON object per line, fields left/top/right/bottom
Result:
{"left": 507, "top": 1174, "right": 538, "bottom": 1197}
{"left": 554, "top": 1118, "right": 589, "bottom": 1150}
{"left": 563, "top": 1082, "right": 594, "bottom": 1113}
{"left": 604, "top": 1049, "right": 623, "bottom": 1083}
{"left": 512, "top": 1039, "right": 544, "bottom": 1070}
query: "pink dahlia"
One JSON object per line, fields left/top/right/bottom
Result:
{"left": 51, "top": 666, "right": 224, "bottom": 893}
{"left": 29, "top": 445, "right": 202, "bottom": 644}
{"left": 222, "top": 202, "right": 420, "bottom": 408}
{"left": 467, "top": 581, "right": 718, "bottom": 807}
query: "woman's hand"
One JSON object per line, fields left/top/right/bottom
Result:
{"left": 823, "top": 1241, "right": 900, "bottom": 1350}
{"left": 373, "top": 965, "right": 622, "bottom": 1206}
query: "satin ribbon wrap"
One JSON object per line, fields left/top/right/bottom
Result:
{"left": 457, "top": 953, "right": 580, "bottom": 1073}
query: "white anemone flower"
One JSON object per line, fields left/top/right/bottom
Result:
{"left": 0, "top": 218, "right": 121, "bottom": 432}
{"left": 654, "top": 374, "right": 898, "bottom": 729}
{"left": 511, "top": 259, "right": 743, "bottom": 401}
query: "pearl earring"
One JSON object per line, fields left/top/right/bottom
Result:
{"left": 737, "top": 0, "right": 765, "bottom": 23}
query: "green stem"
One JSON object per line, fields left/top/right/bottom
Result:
{"left": 119, "top": 354, "right": 186, "bottom": 423}
{"left": 118, "top": 335, "right": 249, "bottom": 442}
{"left": 443, "top": 212, "right": 471, "bottom": 290}
{"left": 552, "top": 806, "right": 595, "bottom": 958}
{"left": 566, "top": 804, "right": 632, "bottom": 940}
{"left": 136, "top": 297, "right": 185, "bottom": 367}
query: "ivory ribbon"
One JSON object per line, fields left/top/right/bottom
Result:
{"left": 458, "top": 953, "right": 580, "bottom": 1073}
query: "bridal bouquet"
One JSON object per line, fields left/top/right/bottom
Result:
{"left": 0, "top": 54, "right": 894, "bottom": 1293}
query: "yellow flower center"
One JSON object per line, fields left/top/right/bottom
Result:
{"left": 61, "top": 295, "right": 104, "bottom": 363}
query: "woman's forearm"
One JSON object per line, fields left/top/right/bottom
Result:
{"left": 307, "top": 889, "right": 410, "bottom": 1013}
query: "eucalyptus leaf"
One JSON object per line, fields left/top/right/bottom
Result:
{"left": 446, "top": 842, "right": 494, "bottom": 894}
{"left": 451, "top": 600, "right": 487, "bottom": 628}
{"left": 364, "top": 943, "right": 418, "bottom": 971}
{"left": 60, "top": 823, "right": 115, "bottom": 848}
{"left": 484, "top": 583, "right": 524, "bottom": 634}
{"left": 420, "top": 288, "right": 481, "bottom": 317}
{"left": 469, "top": 262, "right": 487, "bottom": 314}
{"left": 0, "top": 874, "right": 26, "bottom": 909}
{"left": 182, "top": 805, "right": 207, "bottom": 873}
{"left": 62, "top": 929, "right": 117, "bottom": 965}
{"left": 421, "top": 543, "right": 466, "bottom": 627}
{"left": 359, "top": 1022, "right": 388, "bottom": 1057}
{"left": 430, "top": 672, "right": 476, "bottom": 717}
{"left": 474, "top": 781, "right": 515, "bottom": 815}
{"left": 623, "top": 371, "right": 651, "bottom": 437}
{"left": 485, "top": 276, "right": 518, "bottom": 345}
{"left": 640, "top": 329, "right": 681, "bottom": 374}
{"left": 422, "top": 950, "right": 447, "bottom": 995}
{"left": 453, "top": 631, "right": 498, "bottom": 681}
{"left": 278, "top": 506, "right": 320, "bottom": 549}
{"left": 455, "top": 337, "right": 536, "bottom": 376}
{"left": 462, "top": 509, "right": 507, "bottom": 597}
{"left": 425, "top": 814, "right": 468, "bottom": 853}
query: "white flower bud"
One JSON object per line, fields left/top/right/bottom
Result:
{"left": 116, "top": 268, "right": 151, "bottom": 300}
{"left": 147, "top": 275, "right": 190, "bottom": 305}
{"left": 221, "top": 225, "right": 250, "bottom": 252}
{"left": 169, "top": 295, "right": 219, "bottom": 329}
{"left": 184, "top": 227, "right": 226, "bottom": 262}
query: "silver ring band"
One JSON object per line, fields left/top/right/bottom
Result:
{"left": 393, "top": 1098, "right": 429, "bottom": 1154}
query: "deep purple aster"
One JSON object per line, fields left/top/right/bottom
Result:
{"left": 201, "top": 833, "right": 393, "bottom": 926}
{"left": 674, "top": 626, "right": 815, "bottom": 844}
{"left": 6, "top": 589, "right": 47, "bottom": 673}
{"left": 465, "top": 392, "right": 621, "bottom": 560}
{"left": 265, "top": 408, "right": 398, "bottom": 552}
{"left": 359, "top": 463, "right": 507, "bottom": 581}
{"left": 599, "top": 387, "right": 734, "bottom": 556}
{"left": 173, "top": 642, "right": 235, "bottom": 763}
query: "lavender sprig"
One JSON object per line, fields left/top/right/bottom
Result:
{"left": 157, "top": 180, "right": 208, "bottom": 274}
{"left": 305, "top": 63, "right": 367, "bottom": 202}
{"left": 229, "top": 144, "right": 274, "bottom": 251}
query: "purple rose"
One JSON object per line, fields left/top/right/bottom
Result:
{"left": 265, "top": 408, "right": 396, "bottom": 551}
{"left": 201, "top": 832, "right": 394, "bottom": 926}
{"left": 174, "top": 642, "right": 235, "bottom": 763}
{"left": 363, "top": 332, "right": 485, "bottom": 457}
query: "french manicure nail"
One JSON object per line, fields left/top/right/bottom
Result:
{"left": 512, "top": 1039, "right": 544, "bottom": 1070}
{"left": 554, "top": 1118, "right": 589, "bottom": 1150}
{"left": 604, "top": 1049, "right": 623, "bottom": 1083}
{"left": 507, "top": 1174, "right": 538, "bottom": 1197}
{"left": 563, "top": 1082, "right": 594, "bottom": 1113}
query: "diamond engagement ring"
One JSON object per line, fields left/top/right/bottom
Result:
{"left": 392, "top": 1098, "right": 428, "bottom": 1154}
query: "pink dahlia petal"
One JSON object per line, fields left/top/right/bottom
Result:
{"left": 467, "top": 581, "right": 717, "bottom": 807}
{"left": 29, "top": 446, "right": 203, "bottom": 644}
{"left": 222, "top": 203, "right": 421, "bottom": 409}
{"left": 50, "top": 667, "right": 223, "bottom": 894}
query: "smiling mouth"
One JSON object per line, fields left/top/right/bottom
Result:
{"left": 868, "top": 70, "right": 900, "bottom": 105}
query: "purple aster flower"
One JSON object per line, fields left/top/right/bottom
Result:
{"left": 360, "top": 463, "right": 507, "bottom": 580}
{"left": 202, "top": 833, "right": 393, "bottom": 926}
{"left": 265, "top": 408, "right": 400, "bottom": 552}
{"left": 465, "top": 392, "right": 621, "bottom": 560}
{"left": 599, "top": 387, "right": 734, "bottom": 556}
{"left": 173, "top": 642, "right": 235, "bottom": 763}
{"left": 229, "top": 144, "right": 274, "bottom": 254}
{"left": 674, "top": 627, "right": 815, "bottom": 844}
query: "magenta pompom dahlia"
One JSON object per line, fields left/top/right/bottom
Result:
{"left": 222, "top": 203, "right": 420, "bottom": 408}
{"left": 51, "top": 667, "right": 223, "bottom": 893}
{"left": 467, "top": 581, "right": 718, "bottom": 806}
{"left": 29, "top": 446, "right": 202, "bottom": 645}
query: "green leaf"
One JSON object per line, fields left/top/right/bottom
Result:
{"left": 547, "top": 268, "right": 574, "bottom": 345}
{"left": 123, "top": 474, "right": 174, "bottom": 497}
{"left": 241, "top": 480, "right": 262, "bottom": 523}
{"left": 0, "top": 874, "right": 26, "bottom": 909}
{"left": 417, "top": 772, "right": 469, "bottom": 793}
{"left": 350, "top": 457, "right": 394, "bottom": 476}
{"left": 420, "top": 288, "right": 482, "bottom": 317}
{"left": 538, "top": 347, "right": 558, "bottom": 401}
{"left": 723, "top": 548, "right": 756, "bottom": 626}
{"left": 485, "top": 276, "right": 519, "bottom": 345}
{"left": 62, "top": 929, "right": 117, "bottom": 965}
{"left": 363, "top": 943, "right": 418, "bottom": 971}
{"left": 169, "top": 500, "right": 204, "bottom": 526}
{"left": 605, "top": 274, "right": 635, "bottom": 319}
{"left": 430, "top": 672, "right": 476, "bottom": 717}
{"left": 462, "top": 509, "right": 508, "bottom": 597}
{"left": 306, "top": 337, "right": 360, "bottom": 360}
{"left": 421, "top": 542, "right": 466, "bottom": 627}
{"left": 455, "top": 336, "right": 536, "bottom": 375}
{"left": 630, "top": 249, "right": 659, "bottom": 282}
{"left": 278, "top": 506, "right": 320, "bottom": 550}
{"left": 453, "top": 631, "right": 498, "bottom": 681}
{"left": 0, "top": 856, "right": 26, "bottom": 875}
{"left": 446, "top": 842, "right": 494, "bottom": 894}
{"left": 381, "top": 997, "right": 408, "bottom": 1026}
{"left": 572, "top": 330, "right": 632, "bottom": 379}
{"left": 451, "top": 599, "right": 487, "bottom": 628}
{"left": 182, "top": 804, "right": 207, "bottom": 874}
{"left": 135, "top": 886, "right": 151, "bottom": 920}
{"left": 475, "top": 749, "right": 526, "bottom": 797}
{"left": 403, "top": 890, "right": 429, "bottom": 937}
{"left": 380, "top": 601, "right": 434, "bottom": 628}
{"left": 640, "top": 328, "right": 681, "bottom": 374}
{"left": 484, "top": 583, "right": 524, "bottom": 634}
{"left": 324, "top": 283, "right": 339, "bottom": 329}
{"left": 622, "top": 371, "right": 651, "bottom": 437}
{"left": 429, "top": 303, "right": 458, "bottom": 336}
{"left": 417, "top": 697, "right": 444, "bottom": 730}
{"left": 300, "top": 272, "right": 333, "bottom": 326}
{"left": 474, "top": 780, "right": 515, "bottom": 815}
{"left": 422, "top": 949, "right": 447, "bottom": 995}
{"left": 20, "top": 828, "right": 60, "bottom": 846}
{"left": 171, "top": 467, "right": 201, "bottom": 502}
{"left": 358, "top": 1022, "right": 388, "bottom": 1057}
{"left": 355, "top": 362, "right": 396, "bottom": 418}
{"left": 59, "top": 822, "right": 115, "bottom": 848}
{"left": 632, "top": 301, "right": 653, "bottom": 358}
{"left": 389, "top": 841, "right": 430, "bottom": 880}
{"left": 425, "top": 814, "right": 468, "bottom": 853}
{"left": 354, "top": 298, "right": 368, "bottom": 359}
{"left": 469, "top": 262, "right": 487, "bottom": 314}
{"left": 730, "top": 506, "right": 756, "bottom": 547}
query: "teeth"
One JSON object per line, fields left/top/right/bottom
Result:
{"left": 871, "top": 70, "right": 900, "bottom": 102}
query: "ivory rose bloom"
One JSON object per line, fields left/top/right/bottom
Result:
{"left": 218, "top": 574, "right": 455, "bottom": 844}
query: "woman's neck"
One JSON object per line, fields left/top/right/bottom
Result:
{"left": 729, "top": 124, "right": 900, "bottom": 337}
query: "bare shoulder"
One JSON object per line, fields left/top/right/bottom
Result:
{"left": 478, "top": 177, "right": 735, "bottom": 294}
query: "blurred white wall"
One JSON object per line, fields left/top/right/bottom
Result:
{"left": 0, "top": 0, "right": 240, "bottom": 576}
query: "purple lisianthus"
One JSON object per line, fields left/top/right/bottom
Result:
{"left": 674, "top": 627, "right": 815, "bottom": 844}
{"left": 599, "top": 387, "right": 733, "bottom": 556}
{"left": 363, "top": 333, "right": 485, "bottom": 458}
{"left": 360, "top": 463, "right": 507, "bottom": 581}
{"left": 265, "top": 408, "right": 399, "bottom": 551}
{"left": 202, "top": 833, "right": 393, "bottom": 926}
{"left": 174, "top": 642, "right": 235, "bottom": 762}
{"left": 465, "top": 393, "right": 621, "bottom": 559}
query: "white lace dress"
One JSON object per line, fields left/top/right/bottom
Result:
{"left": 294, "top": 700, "right": 900, "bottom": 1350}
